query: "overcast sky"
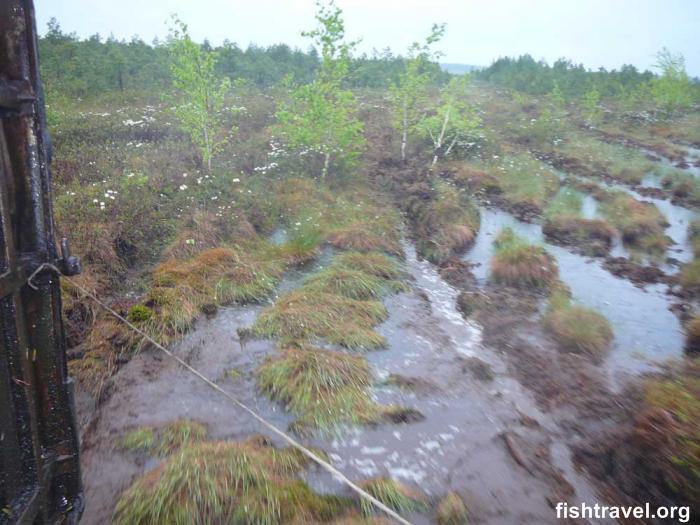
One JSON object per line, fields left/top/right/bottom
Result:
{"left": 35, "top": 0, "right": 700, "bottom": 76}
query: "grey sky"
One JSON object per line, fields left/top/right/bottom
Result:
{"left": 35, "top": 0, "right": 700, "bottom": 76}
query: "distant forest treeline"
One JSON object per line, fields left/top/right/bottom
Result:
{"left": 475, "top": 55, "right": 657, "bottom": 98}
{"left": 40, "top": 18, "right": 697, "bottom": 112}
{"left": 38, "top": 18, "right": 449, "bottom": 98}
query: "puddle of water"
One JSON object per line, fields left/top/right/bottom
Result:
{"left": 464, "top": 207, "right": 685, "bottom": 375}
{"left": 308, "top": 243, "right": 602, "bottom": 524}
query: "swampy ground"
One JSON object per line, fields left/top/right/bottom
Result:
{"left": 54, "top": 82, "right": 700, "bottom": 524}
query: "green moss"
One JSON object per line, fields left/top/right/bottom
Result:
{"left": 360, "top": 477, "right": 426, "bottom": 516}
{"left": 113, "top": 437, "right": 352, "bottom": 525}
{"left": 127, "top": 305, "right": 154, "bottom": 323}
{"left": 257, "top": 347, "right": 380, "bottom": 430}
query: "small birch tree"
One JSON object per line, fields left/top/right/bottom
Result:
{"left": 417, "top": 77, "right": 482, "bottom": 166}
{"left": 276, "top": 1, "right": 364, "bottom": 179}
{"left": 651, "top": 48, "right": 695, "bottom": 116}
{"left": 390, "top": 23, "right": 445, "bottom": 163}
{"left": 167, "top": 17, "right": 231, "bottom": 172}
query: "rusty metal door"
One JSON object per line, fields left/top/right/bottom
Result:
{"left": 0, "top": 0, "right": 83, "bottom": 523}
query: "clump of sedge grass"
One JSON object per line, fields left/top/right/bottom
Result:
{"left": 598, "top": 190, "right": 670, "bottom": 255}
{"left": 684, "top": 315, "right": 700, "bottom": 354}
{"left": 636, "top": 360, "right": 700, "bottom": 505}
{"left": 120, "top": 419, "right": 207, "bottom": 456}
{"left": 252, "top": 290, "right": 388, "bottom": 349}
{"left": 543, "top": 188, "right": 614, "bottom": 256}
{"left": 304, "top": 266, "right": 406, "bottom": 300}
{"left": 680, "top": 260, "right": 700, "bottom": 295}
{"left": 490, "top": 228, "right": 558, "bottom": 289}
{"left": 327, "top": 223, "right": 402, "bottom": 256}
{"left": 257, "top": 347, "right": 380, "bottom": 430}
{"left": 436, "top": 491, "right": 469, "bottom": 525}
{"left": 113, "top": 437, "right": 352, "bottom": 524}
{"left": 412, "top": 180, "right": 481, "bottom": 265}
{"left": 121, "top": 427, "right": 155, "bottom": 451}
{"left": 147, "top": 244, "right": 283, "bottom": 340}
{"left": 360, "top": 477, "right": 426, "bottom": 516}
{"left": 543, "top": 289, "right": 613, "bottom": 359}
{"left": 334, "top": 251, "right": 403, "bottom": 280}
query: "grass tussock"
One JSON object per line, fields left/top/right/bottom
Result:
{"left": 146, "top": 244, "right": 284, "bottom": 340}
{"left": 598, "top": 190, "right": 670, "bottom": 255}
{"left": 436, "top": 491, "right": 469, "bottom": 525}
{"left": 252, "top": 290, "right": 387, "bottom": 349}
{"left": 680, "top": 260, "right": 700, "bottom": 294}
{"left": 634, "top": 361, "right": 700, "bottom": 506}
{"left": 327, "top": 223, "right": 402, "bottom": 255}
{"left": 543, "top": 188, "right": 614, "bottom": 255}
{"left": 684, "top": 315, "right": 700, "bottom": 354}
{"left": 411, "top": 180, "right": 481, "bottom": 265}
{"left": 257, "top": 347, "right": 380, "bottom": 430}
{"left": 543, "top": 290, "right": 613, "bottom": 358}
{"left": 359, "top": 477, "right": 426, "bottom": 516}
{"left": 490, "top": 228, "right": 558, "bottom": 289}
{"left": 113, "top": 436, "right": 352, "bottom": 525}
{"left": 252, "top": 252, "right": 404, "bottom": 349}
{"left": 120, "top": 419, "right": 207, "bottom": 455}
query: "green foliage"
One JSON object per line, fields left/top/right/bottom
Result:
{"left": 417, "top": 77, "right": 482, "bottom": 165}
{"left": 166, "top": 17, "right": 233, "bottom": 171}
{"left": 276, "top": 1, "right": 364, "bottom": 178}
{"left": 544, "top": 188, "right": 583, "bottom": 220}
{"left": 651, "top": 48, "right": 696, "bottom": 116}
{"left": 390, "top": 23, "right": 446, "bottom": 162}
{"left": 580, "top": 86, "right": 602, "bottom": 125}
{"left": 121, "top": 427, "right": 155, "bottom": 451}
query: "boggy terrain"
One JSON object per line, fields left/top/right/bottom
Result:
{"left": 45, "top": 11, "right": 700, "bottom": 524}
{"left": 64, "top": 88, "right": 699, "bottom": 524}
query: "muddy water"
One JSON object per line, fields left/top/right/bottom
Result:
{"left": 80, "top": 240, "right": 610, "bottom": 524}
{"left": 464, "top": 206, "right": 685, "bottom": 375}
{"left": 309, "top": 243, "right": 604, "bottom": 524}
